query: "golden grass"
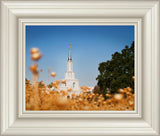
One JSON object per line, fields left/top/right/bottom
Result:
{"left": 26, "top": 80, "right": 134, "bottom": 111}
{"left": 26, "top": 48, "right": 134, "bottom": 111}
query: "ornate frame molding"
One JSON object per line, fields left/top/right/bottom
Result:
{"left": 0, "top": 1, "right": 159, "bottom": 135}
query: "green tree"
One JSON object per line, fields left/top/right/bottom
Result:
{"left": 96, "top": 41, "right": 134, "bottom": 94}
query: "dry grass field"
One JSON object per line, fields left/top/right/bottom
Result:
{"left": 26, "top": 48, "right": 134, "bottom": 111}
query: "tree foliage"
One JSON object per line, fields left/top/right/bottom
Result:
{"left": 96, "top": 41, "right": 134, "bottom": 94}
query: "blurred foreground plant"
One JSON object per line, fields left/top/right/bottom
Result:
{"left": 26, "top": 48, "right": 134, "bottom": 111}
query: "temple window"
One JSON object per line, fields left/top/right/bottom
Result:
{"left": 73, "top": 82, "right": 75, "bottom": 88}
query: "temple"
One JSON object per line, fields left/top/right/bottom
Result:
{"left": 59, "top": 44, "right": 81, "bottom": 95}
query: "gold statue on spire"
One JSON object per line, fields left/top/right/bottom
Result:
{"left": 69, "top": 44, "right": 71, "bottom": 50}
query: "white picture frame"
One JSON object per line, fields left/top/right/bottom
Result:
{"left": 0, "top": 0, "right": 159, "bottom": 136}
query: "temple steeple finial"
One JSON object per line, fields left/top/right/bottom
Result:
{"left": 68, "top": 44, "right": 72, "bottom": 61}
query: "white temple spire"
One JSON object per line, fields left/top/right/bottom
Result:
{"left": 67, "top": 44, "right": 73, "bottom": 73}
{"left": 59, "top": 43, "right": 80, "bottom": 96}
{"left": 68, "top": 44, "right": 72, "bottom": 61}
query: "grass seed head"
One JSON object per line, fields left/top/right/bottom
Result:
{"left": 30, "top": 48, "right": 39, "bottom": 54}
{"left": 50, "top": 72, "right": 56, "bottom": 77}
{"left": 114, "top": 94, "right": 123, "bottom": 101}
{"left": 31, "top": 52, "right": 42, "bottom": 61}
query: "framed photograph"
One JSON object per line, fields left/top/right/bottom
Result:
{"left": 0, "top": 0, "right": 160, "bottom": 136}
{"left": 25, "top": 25, "right": 135, "bottom": 111}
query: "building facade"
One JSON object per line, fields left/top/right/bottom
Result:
{"left": 59, "top": 44, "right": 81, "bottom": 95}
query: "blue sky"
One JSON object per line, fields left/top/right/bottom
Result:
{"left": 26, "top": 25, "right": 134, "bottom": 87}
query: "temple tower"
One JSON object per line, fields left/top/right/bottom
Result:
{"left": 59, "top": 44, "right": 80, "bottom": 95}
